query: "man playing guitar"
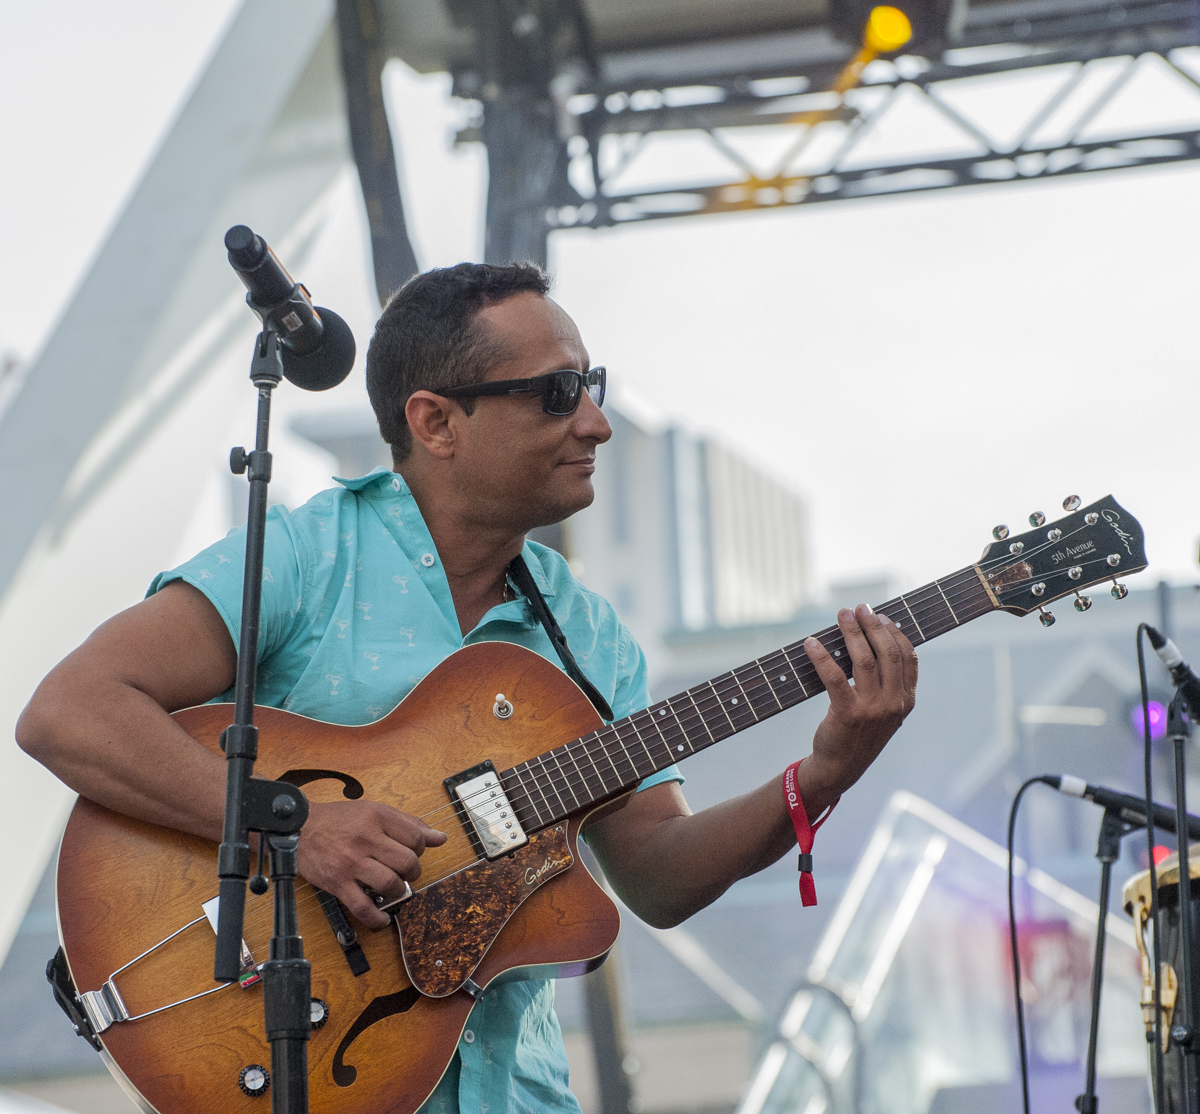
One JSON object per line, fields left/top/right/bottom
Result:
{"left": 17, "top": 262, "right": 918, "bottom": 1113}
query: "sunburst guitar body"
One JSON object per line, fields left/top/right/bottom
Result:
{"left": 56, "top": 642, "right": 621, "bottom": 1114}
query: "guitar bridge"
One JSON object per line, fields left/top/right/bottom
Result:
{"left": 445, "top": 761, "right": 528, "bottom": 859}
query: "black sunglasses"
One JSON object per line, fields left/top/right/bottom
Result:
{"left": 440, "top": 367, "right": 606, "bottom": 416}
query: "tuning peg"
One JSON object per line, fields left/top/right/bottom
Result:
{"left": 1038, "top": 607, "right": 1056, "bottom": 627}
{"left": 1029, "top": 512, "right": 1045, "bottom": 527}
{"left": 1107, "top": 554, "right": 1120, "bottom": 567}
{"left": 1047, "top": 528, "right": 1062, "bottom": 542}
{"left": 1062, "top": 495, "right": 1081, "bottom": 511}
{"left": 1009, "top": 541, "right": 1025, "bottom": 555}
{"left": 1073, "top": 593, "right": 1092, "bottom": 612}
{"left": 1111, "top": 580, "right": 1129, "bottom": 600}
{"left": 993, "top": 525, "right": 1010, "bottom": 541}
{"left": 1086, "top": 512, "right": 1099, "bottom": 525}
{"left": 1067, "top": 566, "right": 1083, "bottom": 580}
{"left": 1031, "top": 582, "right": 1046, "bottom": 596}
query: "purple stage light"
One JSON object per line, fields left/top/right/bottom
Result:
{"left": 1131, "top": 700, "right": 1168, "bottom": 741}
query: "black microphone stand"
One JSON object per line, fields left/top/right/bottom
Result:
{"left": 1167, "top": 693, "right": 1199, "bottom": 1114}
{"left": 214, "top": 324, "right": 313, "bottom": 1114}
{"left": 1076, "top": 807, "right": 1137, "bottom": 1114}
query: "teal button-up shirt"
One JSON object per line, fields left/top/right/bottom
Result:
{"left": 150, "top": 468, "right": 681, "bottom": 1114}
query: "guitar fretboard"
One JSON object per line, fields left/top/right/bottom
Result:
{"left": 500, "top": 565, "right": 994, "bottom": 833}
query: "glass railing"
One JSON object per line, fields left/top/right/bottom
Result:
{"left": 737, "top": 792, "right": 1146, "bottom": 1114}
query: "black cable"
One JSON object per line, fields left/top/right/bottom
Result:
{"left": 1008, "top": 774, "right": 1057, "bottom": 1114}
{"left": 1139, "top": 622, "right": 1167, "bottom": 1114}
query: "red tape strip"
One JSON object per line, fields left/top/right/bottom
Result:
{"left": 783, "top": 758, "right": 838, "bottom": 907}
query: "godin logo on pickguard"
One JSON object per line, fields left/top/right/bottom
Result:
{"left": 525, "top": 856, "right": 570, "bottom": 886}
{"left": 1102, "top": 509, "right": 1135, "bottom": 556}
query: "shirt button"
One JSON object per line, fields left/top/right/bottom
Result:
{"left": 420, "top": 553, "right": 435, "bottom": 567}
{"left": 462, "top": 1029, "right": 475, "bottom": 1044}
{"left": 391, "top": 477, "right": 401, "bottom": 491}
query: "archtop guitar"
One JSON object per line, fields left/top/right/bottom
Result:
{"left": 54, "top": 496, "right": 1146, "bottom": 1114}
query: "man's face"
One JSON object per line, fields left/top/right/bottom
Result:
{"left": 449, "top": 292, "right": 612, "bottom": 532}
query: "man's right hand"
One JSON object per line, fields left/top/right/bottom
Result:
{"left": 297, "top": 800, "right": 447, "bottom": 928}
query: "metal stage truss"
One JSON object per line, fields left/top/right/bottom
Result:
{"left": 371, "top": 0, "right": 1200, "bottom": 265}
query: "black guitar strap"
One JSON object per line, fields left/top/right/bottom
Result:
{"left": 507, "top": 554, "right": 615, "bottom": 723}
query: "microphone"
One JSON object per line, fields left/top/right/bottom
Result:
{"left": 1145, "top": 626, "right": 1200, "bottom": 717}
{"left": 1048, "top": 773, "right": 1200, "bottom": 840}
{"left": 224, "top": 225, "right": 355, "bottom": 391}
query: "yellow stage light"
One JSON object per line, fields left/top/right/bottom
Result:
{"left": 863, "top": 5, "right": 913, "bottom": 52}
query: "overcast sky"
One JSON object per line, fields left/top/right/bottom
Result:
{"left": 2, "top": 0, "right": 1199, "bottom": 599}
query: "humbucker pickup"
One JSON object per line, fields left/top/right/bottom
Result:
{"left": 445, "top": 761, "right": 528, "bottom": 859}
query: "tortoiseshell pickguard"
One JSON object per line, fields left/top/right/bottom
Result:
{"left": 394, "top": 827, "right": 574, "bottom": 997}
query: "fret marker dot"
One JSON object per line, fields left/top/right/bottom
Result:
{"left": 834, "top": 650, "right": 841, "bottom": 658}
{"left": 658, "top": 709, "right": 666, "bottom": 716}
{"left": 730, "top": 697, "right": 738, "bottom": 705}
{"left": 676, "top": 745, "right": 684, "bottom": 752}
{"left": 779, "top": 675, "right": 786, "bottom": 682}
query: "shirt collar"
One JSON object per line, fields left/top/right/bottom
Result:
{"left": 333, "top": 466, "right": 395, "bottom": 492}
{"left": 335, "top": 469, "right": 557, "bottom": 599}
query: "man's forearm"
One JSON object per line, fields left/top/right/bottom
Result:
{"left": 17, "top": 674, "right": 228, "bottom": 842}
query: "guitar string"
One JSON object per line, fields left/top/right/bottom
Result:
{"left": 416, "top": 568, "right": 994, "bottom": 852}
{"left": 238, "top": 550, "right": 1120, "bottom": 906}
{"left": 416, "top": 547, "right": 1123, "bottom": 874}
{"left": 409, "top": 569, "right": 994, "bottom": 874}
{"left": 354, "top": 546, "right": 1112, "bottom": 853}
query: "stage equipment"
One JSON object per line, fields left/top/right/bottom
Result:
{"left": 1007, "top": 775, "right": 1191, "bottom": 1114}
{"left": 224, "top": 225, "right": 356, "bottom": 392}
{"left": 48, "top": 497, "right": 1146, "bottom": 1114}
{"left": 1126, "top": 848, "right": 1200, "bottom": 1113}
{"left": 1049, "top": 775, "right": 1200, "bottom": 841}
{"left": 1148, "top": 627, "right": 1200, "bottom": 719}
{"left": 380, "top": 0, "right": 1200, "bottom": 264}
{"left": 218, "top": 224, "right": 354, "bottom": 1114}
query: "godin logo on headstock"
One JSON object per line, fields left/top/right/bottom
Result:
{"left": 1102, "top": 509, "right": 1135, "bottom": 556}
{"left": 1051, "top": 538, "right": 1096, "bottom": 566}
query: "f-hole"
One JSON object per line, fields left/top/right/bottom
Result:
{"left": 278, "top": 769, "right": 364, "bottom": 799}
{"left": 332, "top": 989, "right": 421, "bottom": 1086}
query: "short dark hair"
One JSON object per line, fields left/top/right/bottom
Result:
{"left": 366, "top": 262, "right": 552, "bottom": 462}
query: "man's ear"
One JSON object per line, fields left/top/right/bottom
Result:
{"left": 405, "top": 391, "right": 461, "bottom": 460}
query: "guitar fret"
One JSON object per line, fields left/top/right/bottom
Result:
{"left": 606, "top": 726, "right": 640, "bottom": 784}
{"left": 899, "top": 594, "right": 926, "bottom": 642}
{"left": 781, "top": 645, "right": 813, "bottom": 698}
{"left": 752, "top": 659, "right": 784, "bottom": 712}
{"left": 726, "top": 670, "right": 761, "bottom": 724}
{"left": 682, "top": 692, "right": 715, "bottom": 747}
{"left": 935, "top": 580, "right": 961, "bottom": 625}
{"left": 522, "top": 759, "right": 556, "bottom": 822}
{"left": 704, "top": 680, "right": 738, "bottom": 734}
{"left": 549, "top": 748, "right": 583, "bottom": 811}
{"left": 560, "top": 739, "right": 596, "bottom": 806}
{"left": 507, "top": 766, "right": 543, "bottom": 829}
{"left": 622, "top": 715, "right": 658, "bottom": 778}
{"left": 535, "top": 754, "right": 571, "bottom": 816}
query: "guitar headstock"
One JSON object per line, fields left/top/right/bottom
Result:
{"left": 978, "top": 495, "right": 1147, "bottom": 624}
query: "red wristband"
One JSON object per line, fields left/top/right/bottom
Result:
{"left": 783, "top": 759, "right": 838, "bottom": 906}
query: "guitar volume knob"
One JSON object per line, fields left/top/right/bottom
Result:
{"left": 239, "top": 1065, "right": 270, "bottom": 1097}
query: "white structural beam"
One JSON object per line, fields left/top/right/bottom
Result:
{"left": 0, "top": 0, "right": 351, "bottom": 967}
{"left": 0, "top": 0, "right": 339, "bottom": 599}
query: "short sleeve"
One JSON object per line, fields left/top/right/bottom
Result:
{"left": 147, "top": 507, "right": 309, "bottom": 663}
